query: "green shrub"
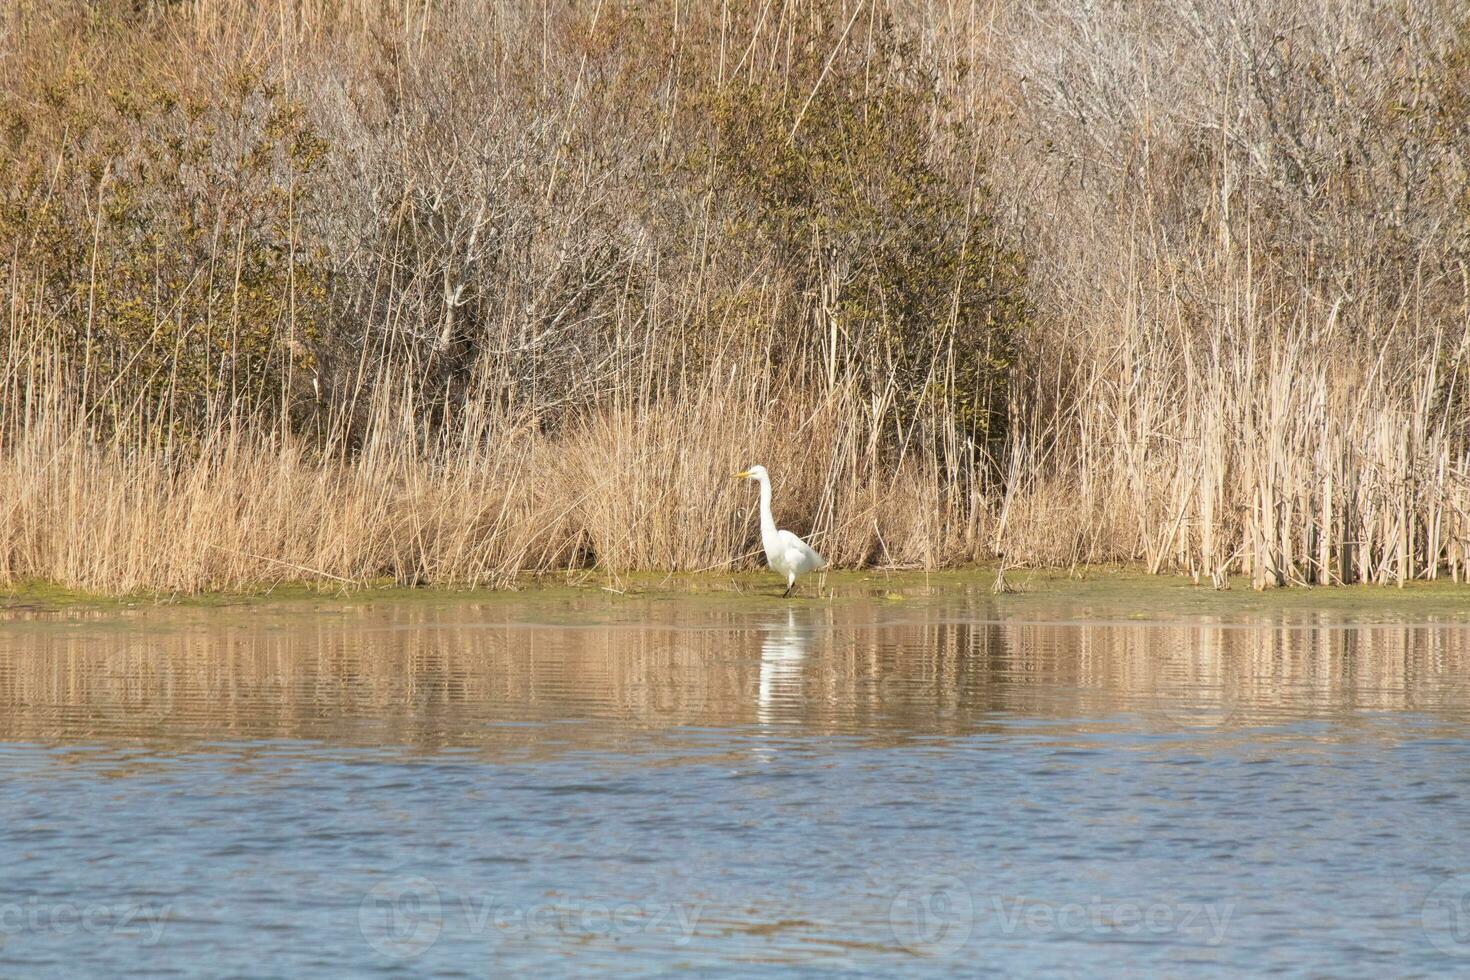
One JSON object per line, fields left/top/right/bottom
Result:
{"left": 693, "top": 13, "right": 1027, "bottom": 441}
{"left": 0, "top": 14, "right": 328, "bottom": 436}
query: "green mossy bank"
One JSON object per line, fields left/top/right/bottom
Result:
{"left": 4, "top": 566, "right": 1468, "bottom": 623}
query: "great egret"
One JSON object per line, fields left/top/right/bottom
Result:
{"left": 733, "top": 465, "right": 826, "bottom": 597}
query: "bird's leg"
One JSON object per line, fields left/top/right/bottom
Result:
{"left": 783, "top": 575, "right": 795, "bottom": 598}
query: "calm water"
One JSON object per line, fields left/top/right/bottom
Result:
{"left": 3, "top": 587, "right": 1470, "bottom": 976}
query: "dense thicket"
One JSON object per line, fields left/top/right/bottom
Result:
{"left": 1, "top": 0, "right": 1466, "bottom": 591}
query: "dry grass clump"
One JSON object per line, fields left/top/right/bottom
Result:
{"left": 987, "top": 0, "right": 1470, "bottom": 586}
{"left": 997, "top": 271, "right": 1470, "bottom": 587}
{"left": 0, "top": 387, "right": 566, "bottom": 593}
{"left": 0, "top": 349, "right": 987, "bottom": 592}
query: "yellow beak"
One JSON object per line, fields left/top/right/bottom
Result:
{"left": 732, "top": 470, "right": 750, "bottom": 479}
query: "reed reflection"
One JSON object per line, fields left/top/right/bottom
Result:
{"left": 0, "top": 602, "right": 1466, "bottom": 757}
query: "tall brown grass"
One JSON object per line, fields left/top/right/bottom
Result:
{"left": 1, "top": 0, "right": 1467, "bottom": 594}
{"left": 0, "top": 342, "right": 985, "bottom": 593}
{"left": 990, "top": 0, "right": 1470, "bottom": 587}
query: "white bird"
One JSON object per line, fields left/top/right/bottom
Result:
{"left": 733, "top": 464, "right": 826, "bottom": 597}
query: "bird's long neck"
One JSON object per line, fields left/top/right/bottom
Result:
{"left": 757, "top": 474, "right": 778, "bottom": 544}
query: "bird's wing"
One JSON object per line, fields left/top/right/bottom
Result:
{"left": 777, "top": 529, "right": 826, "bottom": 571}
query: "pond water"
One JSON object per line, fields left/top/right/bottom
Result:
{"left": 2, "top": 585, "right": 1470, "bottom": 976}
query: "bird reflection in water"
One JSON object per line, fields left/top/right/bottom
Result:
{"left": 757, "top": 608, "right": 810, "bottom": 727}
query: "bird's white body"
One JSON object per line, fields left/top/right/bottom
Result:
{"left": 737, "top": 465, "right": 826, "bottom": 596}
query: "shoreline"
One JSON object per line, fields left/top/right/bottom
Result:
{"left": 4, "top": 565, "right": 1469, "bottom": 622}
